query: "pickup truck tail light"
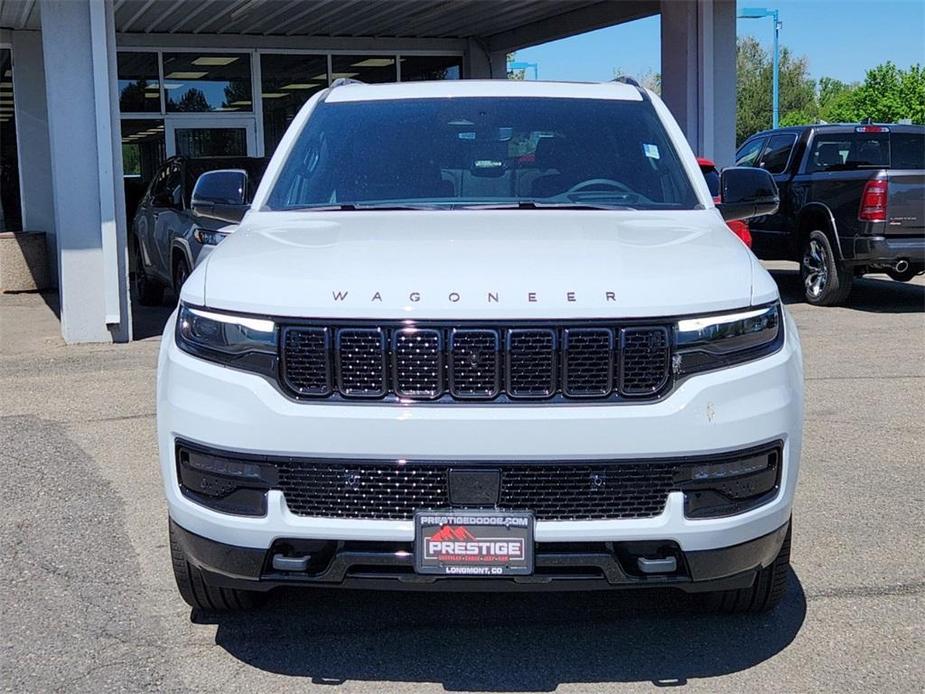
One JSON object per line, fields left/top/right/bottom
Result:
{"left": 858, "top": 179, "right": 888, "bottom": 222}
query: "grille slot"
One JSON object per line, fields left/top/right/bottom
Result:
{"left": 506, "top": 329, "right": 557, "bottom": 398}
{"left": 282, "top": 327, "right": 331, "bottom": 395}
{"left": 562, "top": 328, "right": 614, "bottom": 397}
{"left": 449, "top": 329, "right": 501, "bottom": 399}
{"left": 276, "top": 460, "right": 676, "bottom": 521}
{"left": 280, "top": 321, "right": 672, "bottom": 402}
{"left": 335, "top": 328, "right": 387, "bottom": 397}
{"left": 393, "top": 328, "right": 444, "bottom": 399}
{"left": 619, "top": 327, "right": 670, "bottom": 395}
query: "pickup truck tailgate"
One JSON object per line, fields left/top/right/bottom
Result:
{"left": 886, "top": 171, "right": 925, "bottom": 235}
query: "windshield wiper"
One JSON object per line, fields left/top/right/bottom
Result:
{"left": 284, "top": 203, "right": 446, "bottom": 212}
{"left": 459, "top": 201, "right": 635, "bottom": 211}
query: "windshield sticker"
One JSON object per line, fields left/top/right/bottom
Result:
{"left": 643, "top": 143, "right": 660, "bottom": 160}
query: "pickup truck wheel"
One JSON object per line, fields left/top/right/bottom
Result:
{"left": 132, "top": 243, "right": 164, "bottom": 306}
{"left": 703, "top": 522, "right": 792, "bottom": 614}
{"left": 169, "top": 523, "right": 265, "bottom": 612}
{"left": 801, "top": 230, "right": 852, "bottom": 306}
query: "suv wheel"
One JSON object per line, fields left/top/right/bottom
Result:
{"left": 173, "top": 256, "right": 191, "bottom": 296}
{"left": 801, "top": 230, "right": 852, "bottom": 306}
{"left": 169, "top": 523, "right": 265, "bottom": 612}
{"left": 132, "top": 243, "right": 164, "bottom": 306}
{"left": 704, "top": 522, "right": 792, "bottom": 614}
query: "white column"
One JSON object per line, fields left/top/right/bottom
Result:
{"left": 39, "top": 0, "right": 131, "bottom": 342}
{"left": 660, "top": 0, "right": 736, "bottom": 167}
{"left": 11, "top": 30, "right": 56, "bottom": 279}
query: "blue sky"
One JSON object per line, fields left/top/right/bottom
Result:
{"left": 514, "top": 0, "right": 925, "bottom": 85}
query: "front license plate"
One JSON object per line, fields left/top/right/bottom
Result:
{"left": 414, "top": 510, "right": 534, "bottom": 576}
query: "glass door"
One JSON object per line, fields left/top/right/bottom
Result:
{"left": 165, "top": 117, "right": 257, "bottom": 158}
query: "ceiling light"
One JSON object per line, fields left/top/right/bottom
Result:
{"left": 281, "top": 83, "right": 317, "bottom": 90}
{"left": 350, "top": 58, "right": 394, "bottom": 68}
{"left": 229, "top": 100, "right": 252, "bottom": 106}
{"left": 165, "top": 71, "right": 208, "bottom": 79}
{"left": 309, "top": 73, "right": 328, "bottom": 81}
{"left": 162, "top": 82, "right": 183, "bottom": 90}
{"left": 145, "top": 93, "right": 159, "bottom": 98}
{"left": 192, "top": 56, "right": 238, "bottom": 66}
{"left": 330, "top": 72, "right": 358, "bottom": 79}
{"left": 261, "top": 92, "right": 287, "bottom": 98}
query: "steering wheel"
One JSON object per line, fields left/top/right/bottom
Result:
{"left": 565, "top": 178, "right": 633, "bottom": 195}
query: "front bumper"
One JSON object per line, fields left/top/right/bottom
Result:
{"left": 171, "top": 517, "right": 791, "bottom": 593}
{"left": 157, "top": 308, "right": 803, "bottom": 559}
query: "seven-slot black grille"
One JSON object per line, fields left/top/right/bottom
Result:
{"left": 275, "top": 459, "right": 677, "bottom": 521}
{"left": 281, "top": 322, "right": 671, "bottom": 402}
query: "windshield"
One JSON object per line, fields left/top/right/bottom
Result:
{"left": 266, "top": 96, "right": 699, "bottom": 211}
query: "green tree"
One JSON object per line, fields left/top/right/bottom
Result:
{"left": 736, "top": 36, "right": 817, "bottom": 144}
{"left": 849, "top": 62, "right": 925, "bottom": 123}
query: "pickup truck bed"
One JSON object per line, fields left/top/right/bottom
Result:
{"left": 735, "top": 123, "right": 925, "bottom": 305}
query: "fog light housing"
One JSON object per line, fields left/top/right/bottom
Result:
{"left": 676, "top": 446, "right": 781, "bottom": 519}
{"left": 176, "top": 444, "right": 277, "bottom": 517}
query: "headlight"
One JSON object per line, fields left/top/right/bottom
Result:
{"left": 193, "top": 227, "right": 230, "bottom": 246}
{"left": 674, "top": 302, "right": 783, "bottom": 375}
{"left": 176, "top": 304, "right": 277, "bottom": 376}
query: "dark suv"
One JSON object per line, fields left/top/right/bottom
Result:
{"left": 131, "top": 156, "right": 267, "bottom": 305}
{"left": 735, "top": 123, "right": 924, "bottom": 305}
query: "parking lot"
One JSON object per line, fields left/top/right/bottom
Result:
{"left": 1, "top": 264, "right": 922, "bottom": 693}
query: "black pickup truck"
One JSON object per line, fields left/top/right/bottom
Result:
{"left": 734, "top": 123, "right": 924, "bottom": 305}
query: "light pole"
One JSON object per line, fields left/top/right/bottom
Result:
{"left": 740, "top": 7, "right": 781, "bottom": 129}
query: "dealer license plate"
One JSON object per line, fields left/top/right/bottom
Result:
{"left": 414, "top": 510, "right": 534, "bottom": 576}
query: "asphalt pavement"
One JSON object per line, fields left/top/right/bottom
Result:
{"left": 1, "top": 265, "right": 922, "bottom": 693}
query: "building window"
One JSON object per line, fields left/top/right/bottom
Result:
{"left": 400, "top": 55, "right": 462, "bottom": 81}
{"left": 117, "top": 52, "right": 161, "bottom": 113}
{"left": 174, "top": 127, "right": 248, "bottom": 158}
{"left": 331, "top": 55, "right": 396, "bottom": 83}
{"left": 261, "top": 53, "right": 328, "bottom": 155}
{"left": 0, "top": 49, "right": 21, "bottom": 232}
{"left": 162, "top": 53, "right": 252, "bottom": 112}
{"left": 121, "top": 119, "right": 166, "bottom": 222}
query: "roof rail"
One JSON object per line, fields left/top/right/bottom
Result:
{"left": 330, "top": 77, "right": 365, "bottom": 89}
{"left": 612, "top": 75, "right": 640, "bottom": 87}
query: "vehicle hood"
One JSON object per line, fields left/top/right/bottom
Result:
{"left": 188, "top": 209, "right": 769, "bottom": 319}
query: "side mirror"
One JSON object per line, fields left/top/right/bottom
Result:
{"left": 716, "top": 167, "right": 779, "bottom": 222}
{"left": 191, "top": 169, "right": 251, "bottom": 224}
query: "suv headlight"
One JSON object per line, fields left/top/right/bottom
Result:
{"left": 176, "top": 304, "right": 278, "bottom": 376}
{"left": 193, "top": 227, "right": 230, "bottom": 246}
{"left": 674, "top": 302, "right": 783, "bottom": 375}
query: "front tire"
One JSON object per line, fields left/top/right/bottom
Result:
{"left": 704, "top": 522, "right": 792, "bottom": 614}
{"left": 169, "top": 523, "right": 265, "bottom": 612}
{"left": 800, "top": 229, "right": 853, "bottom": 306}
{"left": 172, "top": 255, "right": 191, "bottom": 297}
{"left": 132, "top": 243, "right": 164, "bottom": 306}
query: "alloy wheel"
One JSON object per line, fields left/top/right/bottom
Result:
{"left": 802, "top": 238, "right": 828, "bottom": 299}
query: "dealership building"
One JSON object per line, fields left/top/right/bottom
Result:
{"left": 0, "top": 0, "right": 737, "bottom": 343}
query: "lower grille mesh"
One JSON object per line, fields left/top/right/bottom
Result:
{"left": 276, "top": 460, "right": 677, "bottom": 521}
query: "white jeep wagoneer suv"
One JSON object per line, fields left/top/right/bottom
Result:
{"left": 157, "top": 79, "right": 803, "bottom": 613}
